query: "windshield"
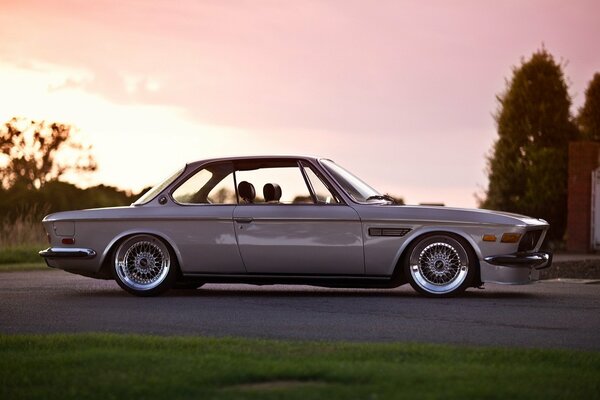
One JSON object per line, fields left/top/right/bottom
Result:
{"left": 320, "top": 159, "right": 382, "bottom": 203}
{"left": 133, "top": 166, "right": 185, "bottom": 205}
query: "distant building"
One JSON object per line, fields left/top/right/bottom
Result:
{"left": 567, "top": 141, "right": 600, "bottom": 252}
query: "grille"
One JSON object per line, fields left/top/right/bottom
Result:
{"left": 518, "top": 229, "right": 543, "bottom": 252}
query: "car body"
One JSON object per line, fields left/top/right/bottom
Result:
{"left": 40, "top": 155, "right": 552, "bottom": 297}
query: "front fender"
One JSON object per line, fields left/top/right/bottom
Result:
{"left": 390, "top": 226, "right": 483, "bottom": 275}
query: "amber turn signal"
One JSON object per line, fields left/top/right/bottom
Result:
{"left": 482, "top": 234, "right": 497, "bottom": 242}
{"left": 500, "top": 233, "right": 521, "bottom": 243}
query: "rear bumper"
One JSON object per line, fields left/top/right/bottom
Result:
{"left": 484, "top": 251, "right": 552, "bottom": 270}
{"left": 39, "top": 247, "right": 97, "bottom": 259}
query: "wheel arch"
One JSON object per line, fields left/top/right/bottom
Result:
{"left": 97, "top": 229, "right": 183, "bottom": 278}
{"left": 391, "top": 228, "right": 482, "bottom": 285}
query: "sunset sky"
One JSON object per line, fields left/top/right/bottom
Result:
{"left": 1, "top": 0, "right": 599, "bottom": 207}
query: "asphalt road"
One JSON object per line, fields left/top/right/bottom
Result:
{"left": 1, "top": 270, "right": 599, "bottom": 350}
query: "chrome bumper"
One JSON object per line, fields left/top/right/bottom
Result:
{"left": 484, "top": 251, "right": 552, "bottom": 270}
{"left": 39, "top": 247, "right": 97, "bottom": 259}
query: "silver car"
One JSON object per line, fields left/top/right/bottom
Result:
{"left": 40, "top": 156, "right": 551, "bottom": 297}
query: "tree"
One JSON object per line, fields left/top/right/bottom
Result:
{"left": 0, "top": 117, "right": 96, "bottom": 189}
{"left": 0, "top": 180, "right": 139, "bottom": 223}
{"left": 481, "top": 48, "right": 578, "bottom": 240}
{"left": 578, "top": 73, "right": 600, "bottom": 141}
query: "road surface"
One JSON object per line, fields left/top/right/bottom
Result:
{"left": 1, "top": 270, "right": 599, "bottom": 350}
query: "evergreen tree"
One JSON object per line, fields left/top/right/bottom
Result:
{"left": 482, "top": 49, "right": 578, "bottom": 240}
{"left": 578, "top": 73, "right": 600, "bottom": 141}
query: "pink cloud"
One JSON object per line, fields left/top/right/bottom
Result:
{"left": 1, "top": 0, "right": 599, "bottom": 206}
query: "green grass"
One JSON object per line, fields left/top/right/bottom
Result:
{"left": 0, "top": 242, "right": 48, "bottom": 271}
{"left": 0, "top": 244, "right": 45, "bottom": 264}
{"left": 0, "top": 334, "right": 598, "bottom": 400}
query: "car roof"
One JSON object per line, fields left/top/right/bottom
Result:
{"left": 185, "top": 155, "right": 323, "bottom": 169}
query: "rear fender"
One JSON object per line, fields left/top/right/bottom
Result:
{"left": 99, "top": 229, "right": 184, "bottom": 271}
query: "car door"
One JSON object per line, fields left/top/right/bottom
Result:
{"left": 232, "top": 159, "right": 364, "bottom": 275}
{"left": 169, "top": 161, "right": 246, "bottom": 273}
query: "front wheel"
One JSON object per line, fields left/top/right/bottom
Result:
{"left": 113, "top": 234, "right": 177, "bottom": 296}
{"left": 404, "top": 234, "right": 476, "bottom": 297}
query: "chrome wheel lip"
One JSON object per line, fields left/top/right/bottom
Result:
{"left": 409, "top": 236, "right": 469, "bottom": 294}
{"left": 114, "top": 235, "right": 170, "bottom": 291}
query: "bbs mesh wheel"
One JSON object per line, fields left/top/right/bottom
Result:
{"left": 113, "top": 234, "right": 177, "bottom": 296}
{"left": 404, "top": 234, "right": 476, "bottom": 297}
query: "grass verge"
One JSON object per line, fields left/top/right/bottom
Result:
{"left": 0, "top": 262, "right": 47, "bottom": 272}
{"left": 0, "top": 242, "right": 46, "bottom": 271}
{"left": 1, "top": 334, "right": 598, "bottom": 400}
{"left": 0, "top": 245, "right": 45, "bottom": 264}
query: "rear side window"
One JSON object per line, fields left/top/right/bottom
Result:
{"left": 172, "top": 163, "right": 236, "bottom": 204}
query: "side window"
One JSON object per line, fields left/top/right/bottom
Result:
{"left": 235, "top": 164, "right": 313, "bottom": 204}
{"left": 172, "top": 163, "right": 237, "bottom": 204}
{"left": 207, "top": 176, "right": 237, "bottom": 204}
{"left": 302, "top": 165, "right": 340, "bottom": 204}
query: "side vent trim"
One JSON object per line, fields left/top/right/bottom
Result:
{"left": 368, "top": 227, "right": 412, "bottom": 237}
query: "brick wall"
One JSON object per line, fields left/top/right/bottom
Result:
{"left": 567, "top": 141, "right": 600, "bottom": 252}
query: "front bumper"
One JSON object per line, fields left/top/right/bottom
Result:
{"left": 39, "top": 247, "right": 97, "bottom": 259}
{"left": 480, "top": 251, "right": 552, "bottom": 285}
{"left": 484, "top": 251, "right": 552, "bottom": 270}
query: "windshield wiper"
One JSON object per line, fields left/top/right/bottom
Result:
{"left": 366, "top": 194, "right": 397, "bottom": 204}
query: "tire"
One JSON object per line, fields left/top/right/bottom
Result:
{"left": 113, "top": 234, "right": 177, "bottom": 296}
{"left": 404, "top": 233, "right": 476, "bottom": 297}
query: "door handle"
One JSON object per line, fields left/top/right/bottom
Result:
{"left": 235, "top": 217, "right": 253, "bottom": 223}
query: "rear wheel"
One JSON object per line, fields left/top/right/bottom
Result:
{"left": 113, "top": 234, "right": 177, "bottom": 296}
{"left": 404, "top": 234, "right": 475, "bottom": 297}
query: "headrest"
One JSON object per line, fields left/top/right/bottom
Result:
{"left": 263, "top": 183, "right": 282, "bottom": 202}
{"left": 238, "top": 181, "right": 256, "bottom": 203}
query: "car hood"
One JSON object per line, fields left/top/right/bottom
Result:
{"left": 355, "top": 204, "right": 548, "bottom": 227}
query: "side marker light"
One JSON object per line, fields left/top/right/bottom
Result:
{"left": 482, "top": 234, "right": 497, "bottom": 242}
